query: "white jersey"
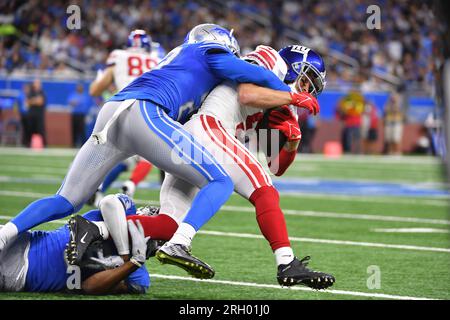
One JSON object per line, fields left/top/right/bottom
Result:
{"left": 195, "top": 45, "right": 290, "bottom": 144}
{"left": 195, "top": 81, "right": 262, "bottom": 142}
{"left": 106, "top": 48, "right": 161, "bottom": 91}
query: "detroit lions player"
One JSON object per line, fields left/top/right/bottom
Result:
{"left": 0, "top": 24, "right": 318, "bottom": 278}
{"left": 0, "top": 195, "right": 151, "bottom": 294}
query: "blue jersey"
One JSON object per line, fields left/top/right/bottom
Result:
{"left": 25, "top": 195, "right": 149, "bottom": 292}
{"left": 110, "top": 42, "right": 290, "bottom": 123}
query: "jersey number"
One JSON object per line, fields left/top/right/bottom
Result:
{"left": 127, "top": 56, "right": 158, "bottom": 76}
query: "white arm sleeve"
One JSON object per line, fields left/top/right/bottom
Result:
{"left": 99, "top": 194, "right": 130, "bottom": 255}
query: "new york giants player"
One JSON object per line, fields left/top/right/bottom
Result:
{"left": 0, "top": 24, "right": 318, "bottom": 278}
{"left": 89, "top": 29, "right": 163, "bottom": 204}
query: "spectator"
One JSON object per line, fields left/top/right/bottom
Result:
{"left": 68, "top": 83, "right": 91, "bottom": 147}
{"left": 26, "top": 79, "right": 47, "bottom": 147}
{"left": 383, "top": 93, "right": 405, "bottom": 155}
{"left": 336, "top": 91, "right": 364, "bottom": 154}
{"left": 18, "top": 84, "right": 31, "bottom": 146}
{"left": 361, "top": 100, "right": 379, "bottom": 154}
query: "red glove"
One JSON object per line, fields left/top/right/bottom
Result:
{"left": 268, "top": 106, "right": 302, "bottom": 142}
{"left": 289, "top": 91, "right": 320, "bottom": 115}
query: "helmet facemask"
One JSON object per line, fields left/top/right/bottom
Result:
{"left": 291, "top": 62, "right": 326, "bottom": 97}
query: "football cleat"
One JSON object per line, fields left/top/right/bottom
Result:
{"left": 136, "top": 205, "right": 160, "bottom": 216}
{"left": 66, "top": 215, "right": 103, "bottom": 265}
{"left": 277, "top": 256, "right": 335, "bottom": 290}
{"left": 155, "top": 243, "right": 215, "bottom": 279}
{"left": 146, "top": 239, "right": 166, "bottom": 259}
{"left": 121, "top": 180, "right": 136, "bottom": 198}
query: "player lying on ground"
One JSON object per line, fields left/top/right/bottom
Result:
{"left": 0, "top": 200, "right": 153, "bottom": 294}
{"left": 71, "top": 45, "right": 333, "bottom": 290}
{"left": 88, "top": 29, "right": 162, "bottom": 205}
{"left": 0, "top": 24, "right": 319, "bottom": 271}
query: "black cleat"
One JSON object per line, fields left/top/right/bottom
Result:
{"left": 146, "top": 239, "right": 166, "bottom": 259}
{"left": 66, "top": 215, "right": 103, "bottom": 265}
{"left": 155, "top": 243, "right": 215, "bottom": 279}
{"left": 277, "top": 256, "right": 335, "bottom": 290}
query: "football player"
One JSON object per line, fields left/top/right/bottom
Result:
{"left": 0, "top": 198, "right": 152, "bottom": 294}
{"left": 78, "top": 45, "right": 334, "bottom": 289}
{"left": 89, "top": 29, "right": 163, "bottom": 204}
{"left": 0, "top": 24, "right": 317, "bottom": 280}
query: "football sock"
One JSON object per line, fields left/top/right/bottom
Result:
{"left": 130, "top": 160, "right": 152, "bottom": 185}
{"left": 92, "top": 221, "right": 110, "bottom": 240}
{"left": 99, "top": 195, "right": 130, "bottom": 255}
{"left": 0, "top": 222, "right": 18, "bottom": 251}
{"left": 127, "top": 213, "right": 178, "bottom": 240}
{"left": 274, "top": 246, "right": 295, "bottom": 266}
{"left": 168, "top": 222, "right": 197, "bottom": 247}
{"left": 101, "top": 162, "right": 128, "bottom": 193}
{"left": 11, "top": 194, "right": 74, "bottom": 233}
{"left": 249, "top": 186, "right": 291, "bottom": 251}
{"left": 181, "top": 174, "right": 233, "bottom": 231}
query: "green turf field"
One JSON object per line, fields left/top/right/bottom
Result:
{"left": 0, "top": 147, "right": 449, "bottom": 300}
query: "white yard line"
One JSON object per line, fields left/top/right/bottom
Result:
{"left": 0, "top": 147, "right": 77, "bottom": 157}
{"left": 0, "top": 215, "right": 448, "bottom": 253}
{"left": 1, "top": 190, "right": 449, "bottom": 225}
{"left": 151, "top": 274, "right": 438, "bottom": 300}
{"left": 294, "top": 154, "right": 442, "bottom": 165}
{"left": 219, "top": 205, "right": 450, "bottom": 226}
{"left": 372, "top": 228, "right": 450, "bottom": 234}
{"left": 197, "top": 230, "right": 450, "bottom": 253}
{"left": 0, "top": 147, "right": 440, "bottom": 164}
{"left": 0, "top": 165, "right": 69, "bottom": 173}
{"left": 279, "top": 192, "right": 449, "bottom": 206}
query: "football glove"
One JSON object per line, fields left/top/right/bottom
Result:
{"left": 89, "top": 249, "right": 125, "bottom": 270}
{"left": 268, "top": 106, "right": 302, "bottom": 142}
{"left": 289, "top": 91, "right": 320, "bottom": 115}
{"left": 128, "top": 220, "right": 150, "bottom": 267}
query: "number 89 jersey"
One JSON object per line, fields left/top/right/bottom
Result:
{"left": 106, "top": 49, "right": 161, "bottom": 91}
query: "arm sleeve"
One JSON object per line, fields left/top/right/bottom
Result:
{"left": 268, "top": 148, "right": 297, "bottom": 176}
{"left": 206, "top": 52, "right": 291, "bottom": 92}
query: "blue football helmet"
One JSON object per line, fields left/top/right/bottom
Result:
{"left": 127, "top": 29, "right": 152, "bottom": 52}
{"left": 185, "top": 23, "right": 240, "bottom": 56}
{"left": 278, "top": 45, "right": 326, "bottom": 96}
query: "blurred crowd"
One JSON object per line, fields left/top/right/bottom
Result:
{"left": 0, "top": 0, "right": 447, "bottom": 95}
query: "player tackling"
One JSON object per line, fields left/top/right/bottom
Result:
{"left": 0, "top": 24, "right": 317, "bottom": 276}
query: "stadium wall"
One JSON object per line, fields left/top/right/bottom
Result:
{"left": 0, "top": 77, "right": 435, "bottom": 152}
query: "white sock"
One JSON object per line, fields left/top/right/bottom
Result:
{"left": 99, "top": 195, "right": 130, "bottom": 255}
{"left": 92, "top": 221, "right": 110, "bottom": 240}
{"left": 274, "top": 247, "right": 295, "bottom": 266}
{"left": 168, "top": 222, "right": 197, "bottom": 247}
{"left": 0, "top": 222, "right": 19, "bottom": 250}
